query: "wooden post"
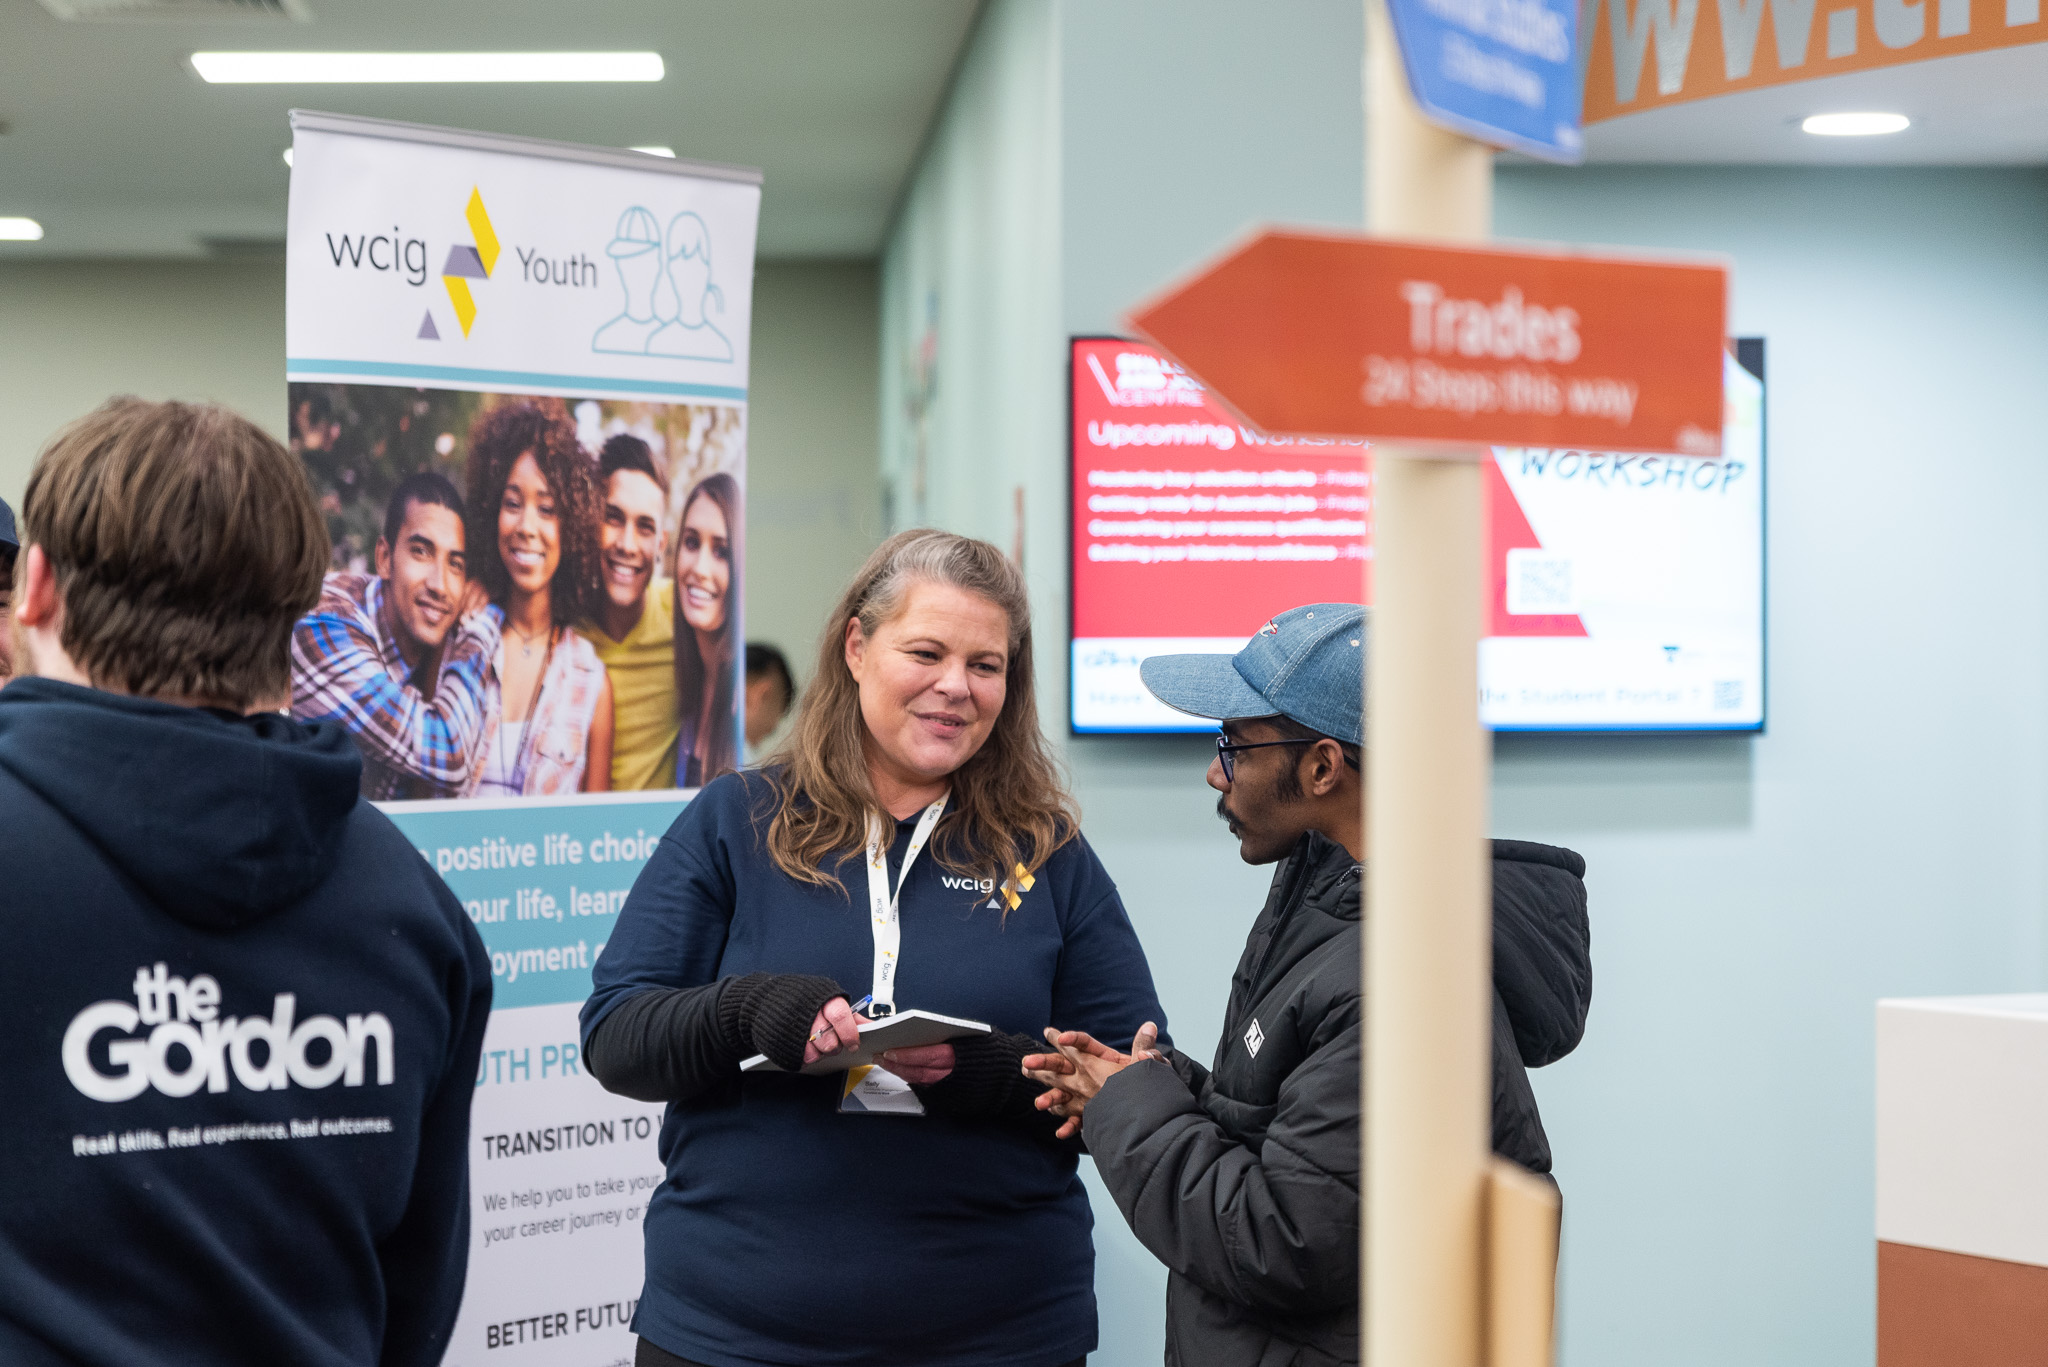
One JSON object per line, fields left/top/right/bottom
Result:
{"left": 1362, "top": 1, "right": 1495, "bottom": 1365}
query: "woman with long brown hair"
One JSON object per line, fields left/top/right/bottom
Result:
{"left": 581, "top": 530, "right": 1167, "bottom": 1367}
{"left": 461, "top": 398, "right": 613, "bottom": 796}
{"left": 670, "top": 471, "right": 739, "bottom": 787}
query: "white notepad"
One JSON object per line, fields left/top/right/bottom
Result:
{"left": 739, "top": 1008, "right": 992, "bottom": 1075}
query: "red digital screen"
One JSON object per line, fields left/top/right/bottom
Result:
{"left": 1069, "top": 337, "right": 1370, "bottom": 731}
{"left": 1068, "top": 337, "right": 1766, "bottom": 734}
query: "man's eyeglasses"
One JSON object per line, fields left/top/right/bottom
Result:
{"left": 1214, "top": 733, "right": 1360, "bottom": 782}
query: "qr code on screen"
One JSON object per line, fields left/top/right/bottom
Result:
{"left": 1713, "top": 680, "right": 1744, "bottom": 710}
{"left": 1505, "top": 549, "right": 1576, "bottom": 616}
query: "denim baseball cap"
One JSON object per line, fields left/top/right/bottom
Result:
{"left": 1139, "top": 603, "right": 1367, "bottom": 745}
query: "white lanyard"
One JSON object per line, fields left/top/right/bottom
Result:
{"left": 863, "top": 795, "right": 948, "bottom": 1016}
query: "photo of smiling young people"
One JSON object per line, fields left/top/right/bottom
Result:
{"left": 286, "top": 381, "right": 746, "bottom": 802}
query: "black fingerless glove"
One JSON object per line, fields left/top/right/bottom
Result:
{"left": 715, "top": 972, "right": 847, "bottom": 1072}
{"left": 913, "top": 1030, "right": 1043, "bottom": 1120}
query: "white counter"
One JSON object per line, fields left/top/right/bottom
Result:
{"left": 1876, "top": 994, "right": 2048, "bottom": 1367}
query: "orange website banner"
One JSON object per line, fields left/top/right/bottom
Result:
{"left": 1130, "top": 230, "right": 1727, "bottom": 457}
{"left": 1586, "top": 0, "right": 2048, "bottom": 121}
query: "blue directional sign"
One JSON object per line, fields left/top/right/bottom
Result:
{"left": 1384, "top": 0, "right": 1584, "bottom": 164}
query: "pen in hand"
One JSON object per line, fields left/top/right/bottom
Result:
{"left": 809, "top": 995, "right": 875, "bottom": 1046}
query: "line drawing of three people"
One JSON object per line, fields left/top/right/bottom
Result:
{"left": 593, "top": 207, "right": 733, "bottom": 362}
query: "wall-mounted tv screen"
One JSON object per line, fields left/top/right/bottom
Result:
{"left": 1069, "top": 336, "right": 1766, "bottom": 734}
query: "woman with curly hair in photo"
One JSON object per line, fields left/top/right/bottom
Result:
{"left": 463, "top": 398, "right": 614, "bottom": 796}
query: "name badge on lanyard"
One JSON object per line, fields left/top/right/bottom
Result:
{"left": 843, "top": 796, "right": 948, "bottom": 1117}
{"left": 863, "top": 795, "right": 947, "bottom": 1017}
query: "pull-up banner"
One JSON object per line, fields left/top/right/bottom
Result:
{"left": 284, "top": 110, "right": 761, "bottom": 1365}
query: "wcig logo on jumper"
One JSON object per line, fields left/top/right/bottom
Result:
{"left": 941, "top": 864, "right": 1037, "bottom": 912}
{"left": 61, "top": 963, "right": 395, "bottom": 1103}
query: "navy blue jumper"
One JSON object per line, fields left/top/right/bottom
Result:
{"left": 582, "top": 770, "right": 1168, "bottom": 1367}
{"left": 0, "top": 677, "right": 492, "bottom": 1367}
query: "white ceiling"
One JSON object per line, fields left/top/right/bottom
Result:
{"left": 1580, "top": 41, "right": 2048, "bottom": 164}
{"left": 4, "top": 0, "right": 2039, "bottom": 262}
{"left": 0, "top": 0, "right": 982, "bottom": 259}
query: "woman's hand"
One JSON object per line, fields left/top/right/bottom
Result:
{"left": 802, "top": 997, "right": 863, "bottom": 1067}
{"left": 878, "top": 1043, "right": 956, "bottom": 1086}
{"left": 1022, "top": 1023, "right": 1160, "bottom": 1139}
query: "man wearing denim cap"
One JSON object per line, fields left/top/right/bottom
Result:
{"left": 1023, "top": 603, "right": 1592, "bottom": 1367}
{"left": 0, "top": 496, "right": 18, "bottom": 684}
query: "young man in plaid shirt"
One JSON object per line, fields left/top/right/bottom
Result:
{"left": 291, "top": 472, "right": 501, "bottom": 799}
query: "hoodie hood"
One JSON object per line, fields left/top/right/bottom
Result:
{"left": 1253, "top": 833, "right": 1589, "bottom": 1069}
{"left": 1490, "top": 838, "right": 1592, "bottom": 1068}
{"left": 0, "top": 677, "right": 362, "bottom": 930}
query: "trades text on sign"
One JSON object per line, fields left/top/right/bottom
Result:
{"left": 1129, "top": 229, "right": 1728, "bottom": 457}
{"left": 286, "top": 110, "right": 763, "bottom": 1365}
{"left": 1385, "top": 0, "right": 1585, "bottom": 162}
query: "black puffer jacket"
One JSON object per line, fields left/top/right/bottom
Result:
{"left": 1083, "top": 833, "right": 1590, "bottom": 1367}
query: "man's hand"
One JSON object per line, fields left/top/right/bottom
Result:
{"left": 1021, "top": 1022, "right": 1160, "bottom": 1139}
{"left": 801, "top": 997, "right": 862, "bottom": 1067}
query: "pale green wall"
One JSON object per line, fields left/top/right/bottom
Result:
{"left": 741, "top": 260, "right": 884, "bottom": 684}
{"left": 0, "top": 258, "right": 881, "bottom": 677}
{"left": 0, "top": 261, "right": 289, "bottom": 505}
{"left": 1494, "top": 163, "right": 2048, "bottom": 1367}
{"left": 878, "top": 0, "right": 1062, "bottom": 562}
{"left": 885, "top": 8, "right": 2048, "bottom": 1367}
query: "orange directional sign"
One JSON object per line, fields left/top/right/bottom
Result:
{"left": 1130, "top": 229, "right": 1728, "bottom": 456}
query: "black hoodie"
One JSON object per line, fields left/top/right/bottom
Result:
{"left": 0, "top": 678, "right": 491, "bottom": 1367}
{"left": 1082, "top": 833, "right": 1592, "bottom": 1367}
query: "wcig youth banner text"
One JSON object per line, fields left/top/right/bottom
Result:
{"left": 285, "top": 111, "right": 761, "bottom": 1366}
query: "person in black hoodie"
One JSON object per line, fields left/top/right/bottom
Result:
{"left": 0, "top": 398, "right": 493, "bottom": 1367}
{"left": 1023, "top": 603, "right": 1591, "bottom": 1367}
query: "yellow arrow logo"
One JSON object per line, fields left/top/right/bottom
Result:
{"left": 440, "top": 186, "right": 498, "bottom": 337}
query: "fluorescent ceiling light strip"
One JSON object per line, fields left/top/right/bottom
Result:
{"left": 0, "top": 217, "right": 44, "bottom": 241}
{"left": 190, "top": 51, "right": 664, "bottom": 84}
{"left": 1802, "top": 112, "right": 1910, "bottom": 136}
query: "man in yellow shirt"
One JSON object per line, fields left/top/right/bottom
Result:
{"left": 578, "top": 436, "right": 679, "bottom": 789}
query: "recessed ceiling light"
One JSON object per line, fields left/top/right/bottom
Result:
{"left": 630, "top": 145, "right": 676, "bottom": 158}
{"left": 189, "top": 51, "right": 665, "bottom": 84}
{"left": 1802, "top": 112, "right": 1910, "bottom": 136}
{"left": 0, "top": 217, "right": 44, "bottom": 241}
{"left": 282, "top": 148, "right": 293, "bottom": 167}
